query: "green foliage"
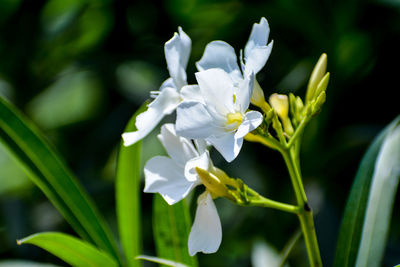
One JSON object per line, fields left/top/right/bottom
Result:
{"left": 153, "top": 195, "right": 198, "bottom": 267}
{"left": 136, "top": 255, "right": 189, "bottom": 267}
{"left": 0, "top": 97, "right": 119, "bottom": 261}
{"left": 116, "top": 103, "right": 147, "bottom": 267}
{"left": 355, "top": 122, "right": 400, "bottom": 267}
{"left": 334, "top": 116, "right": 400, "bottom": 267}
{"left": 0, "top": 260, "right": 58, "bottom": 267}
{"left": 17, "top": 232, "right": 118, "bottom": 267}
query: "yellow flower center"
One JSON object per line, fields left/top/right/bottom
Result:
{"left": 227, "top": 112, "right": 243, "bottom": 125}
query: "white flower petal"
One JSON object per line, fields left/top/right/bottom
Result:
{"left": 158, "top": 124, "right": 198, "bottom": 166}
{"left": 144, "top": 156, "right": 196, "bottom": 205}
{"left": 176, "top": 101, "right": 224, "bottom": 139}
{"left": 235, "top": 72, "right": 254, "bottom": 114}
{"left": 195, "top": 68, "right": 235, "bottom": 115}
{"left": 165, "top": 30, "right": 190, "bottom": 89}
{"left": 196, "top": 41, "right": 242, "bottom": 82}
{"left": 180, "top": 85, "right": 204, "bottom": 103}
{"left": 188, "top": 192, "right": 222, "bottom": 256}
{"left": 184, "top": 152, "right": 211, "bottom": 182}
{"left": 194, "top": 139, "right": 209, "bottom": 154}
{"left": 244, "top": 17, "right": 270, "bottom": 59}
{"left": 159, "top": 77, "right": 176, "bottom": 91}
{"left": 207, "top": 132, "right": 243, "bottom": 162}
{"left": 122, "top": 87, "right": 181, "bottom": 146}
{"left": 244, "top": 41, "right": 273, "bottom": 76}
{"left": 235, "top": 110, "right": 263, "bottom": 139}
{"left": 178, "top": 27, "right": 192, "bottom": 70}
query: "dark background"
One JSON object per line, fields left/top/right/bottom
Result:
{"left": 0, "top": 0, "right": 399, "bottom": 266}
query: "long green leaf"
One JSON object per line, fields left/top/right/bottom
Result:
{"left": 334, "top": 116, "right": 400, "bottom": 267}
{"left": 0, "top": 260, "right": 59, "bottom": 267}
{"left": 17, "top": 232, "right": 118, "bottom": 267}
{"left": 153, "top": 195, "right": 198, "bottom": 267}
{"left": 136, "top": 255, "right": 189, "bottom": 267}
{"left": 355, "top": 123, "right": 400, "bottom": 267}
{"left": 116, "top": 103, "right": 147, "bottom": 267}
{"left": 0, "top": 97, "right": 119, "bottom": 261}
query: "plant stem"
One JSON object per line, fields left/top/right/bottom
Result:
{"left": 247, "top": 193, "right": 299, "bottom": 214}
{"left": 281, "top": 149, "right": 322, "bottom": 267}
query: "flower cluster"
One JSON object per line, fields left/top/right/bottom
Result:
{"left": 122, "top": 18, "right": 281, "bottom": 256}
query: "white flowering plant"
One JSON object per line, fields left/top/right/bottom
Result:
{"left": 0, "top": 17, "right": 399, "bottom": 267}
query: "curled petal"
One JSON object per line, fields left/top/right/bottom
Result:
{"left": 235, "top": 72, "right": 254, "bottom": 114}
{"left": 235, "top": 111, "right": 263, "bottom": 139}
{"left": 144, "top": 156, "right": 197, "bottom": 205}
{"left": 158, "top": 124, "right": 198, "bottom": 167}
{"left": 122, "top": 87, "right": 180, "bottom": 146}
{"left": 207, "top": 132, "right": 243, "bottom": 162}
{"left": 196, "top": 41, "right": 242, "bottom": 82}
{"left": 188, "top": 192, "right": 222, "bottom": 256}
{"left": 165, "top": 28, "right": 191, "bottom": 89}
{"left": 178, "top": 27, "right": 192, "bottom": 70}
{"left": 244, "top": 41, "right": 273, "bottom": 76}
{"left": 159, "top": 77, "right": 176, "bottom": 91}
{"left": 244, "top": 17, "right": 270, "bottom": 59}
{"left": 184, "top": 152, "right": 211, "bottom": 182}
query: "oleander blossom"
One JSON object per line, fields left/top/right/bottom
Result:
{"left": 122, "top": 27, "right": 202, "bottom": 146}
{"left": 196, "top": 17, "right": 273, "bottom": 104}
{"left": 143, "top": 123, "right": 222, "bottom": 255}
{"left": 176, "top": 68, "right": 263, "bottom": 162}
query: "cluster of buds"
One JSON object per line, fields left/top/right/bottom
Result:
{"left": 246, "top": 53, "right": 329, "bottom": 149}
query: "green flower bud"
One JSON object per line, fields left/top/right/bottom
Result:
{"left": 306, "top": 53, "right": 327, "bottom": 103}
{"left": 269, "top": 93, "right": 294, "bottom": 135}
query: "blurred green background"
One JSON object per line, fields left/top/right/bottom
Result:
{"left": 0, "top": 0, "right": 399, "bottom": 266}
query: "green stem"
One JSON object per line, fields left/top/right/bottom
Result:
{"left": 247, "top": 195, "right": 299, "bottom": 214}
{"left": 286, "top": 117, "right": 308, "bottom": 149}
{"left": 282, "top": 149, "right": 322, "bottom": 267}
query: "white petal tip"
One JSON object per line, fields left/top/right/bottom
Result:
{"left": 121, "top": 132, "right": 139, "bottom": 146}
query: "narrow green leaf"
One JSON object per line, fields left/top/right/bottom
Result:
{"left": 17, "top": 232, "right": 118, "bottom": 267}
{"left": 153, "top": 195, "right": 198, "bottom": 267}
{"left": 0, "top": 260, "right": 60, "bottom": 267}
{"left": 0, "top": 97, "right": 119, "bottom": 261}
{"left": 334, "top": 116, "right": 400, "bottom": 267}
{"left": 136, "top": 255, "right": 189, "bottom": 267}
{"left": 355, "top": 124, "right": 400, "bottom": 267}
{"left": 116, "top": 103, "right": 147, "bottom": 267}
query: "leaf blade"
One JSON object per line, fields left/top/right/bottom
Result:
{"left": 355, "top": 123, "right": 400, "bottom": 267}
{"left": 153, "top": 195, "right": 198, "bottom": 267}
{"left": 17, "top": 232, "right": 118, "bottom": 267}
{"left": 334, "top": 116, "right": 400, "bottom": 267}
{"left": 116, "top": 103, "right": 147, "bottom": 267}
{"left": 136, "top": 255, "right": 189, "bottom": 267}
{"left": 0, "top": 97, "right": 119, "bottom": 261}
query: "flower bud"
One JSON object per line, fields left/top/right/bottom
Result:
{"left": 195, "top": 167, "right": 235, "bottom": 201}
{"left": 251, "top": 80, "right": 271, "bottom": 113}
{"left": 251, "top": 79, "right": 266, "bottom": 106}
{"left": 314, "top": 72, "right": 330, "bottom": 99}
{"left": 269, "top": 93, "right": 289, "bottom": 119}
{"left": 311, "top": 91, "right": 326, "bottom": 116}
{"left": 269, "top": 93, "right": 294, "bottom": 135}
{"left": 306, "top": 53, "right": 327, "bottom": 103}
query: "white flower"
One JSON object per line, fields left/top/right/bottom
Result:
{"left": 176, "top": 68, "right": 263, "bottom": 162}
{"left": 196, "top": 17, "right": 273, "bottom": 104}
{"left": 144, "top": 123, "right": 222, "bottom": 255}
{"left": 197, "top": 17, "right": 272, "bottom": 79}
{"left": 122, "top": 27, "right": 201, "bottom": 146}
